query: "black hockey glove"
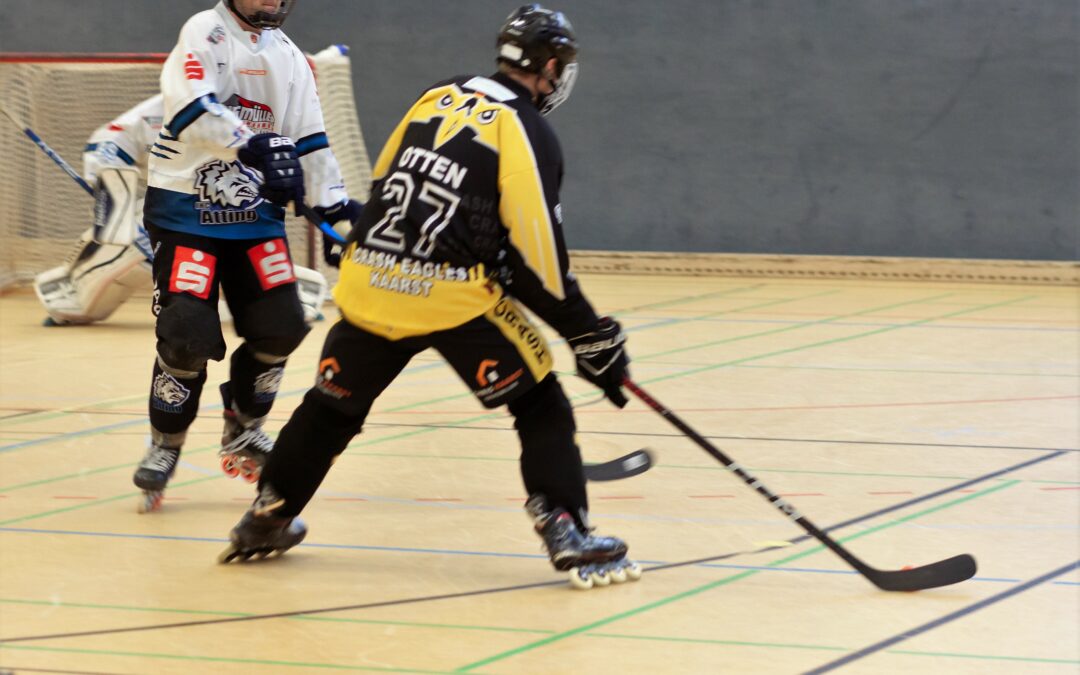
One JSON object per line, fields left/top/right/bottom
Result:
{"left": 314, "top": 199, "right": 364, "bottom": 268}
{"left": 237, "top": 133, "right": 305, "bottom": 209}
{"left": 568, "top": 317, "right": 630, "bottom": 408}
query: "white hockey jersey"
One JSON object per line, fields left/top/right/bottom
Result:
{"left": 83, "top": 94, "right": 162, "bottom": 184}
{"left": 146, "top": 1, "right": 348, "bottom": 239}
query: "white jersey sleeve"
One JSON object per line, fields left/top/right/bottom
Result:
{"left": 158, "top": 12, "right": 255, "bottom": 159}
{"left": 284, "top": 54, "right": 348, "bottom": 209}
{"left": 83, "top": 94, "right": 163, "bottom": 184}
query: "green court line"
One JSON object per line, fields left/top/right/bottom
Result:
{"left": 3, "top": 588, "right": 1075, "bottom": 667}
{"left": 0, "top": 445, "right": 218, "bottom": 493}
{"left": 641, "top": 295, "right": 1035, "bottom": 384}
{"left": 0, "top": 284, "right": 764, "bottom": 430}
{"left": 732, "top": 363, "right": 1079, "bottom": 379}
{"left": 0, "top": 293, "right": 1041, "bottom": 525}
{"left": 453, "top": 480, "right": 1020, "bottom": 672}
{"left": 0, "top": 644, "right": 454, "bottom": 674}
{"left": 0, "top": 475, "right": 220, "bottom": 527}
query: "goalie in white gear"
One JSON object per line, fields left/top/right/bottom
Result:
{"left": 32, "top": 94, "right": 330, "bottom": 326}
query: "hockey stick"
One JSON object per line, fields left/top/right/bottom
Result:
{"left": 0, "top": 103, "right": 94, "bottom": 195}
{"left": 298, "top": 202, "right": 347, "bottom": 243}
{"left": 623, "top": 378, "right": 977, "bottom": 591}
{"left": 584, "top": 448, "right": 654, "bottom": 482}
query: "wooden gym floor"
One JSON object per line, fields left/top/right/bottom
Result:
{"left": 0, "top": 274, "right": 1077, "bottom": 674}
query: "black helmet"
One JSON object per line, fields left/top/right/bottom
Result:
{"left": 226, "top": 0, "right": 297, "bottom": 30}
{"left": 496, "top": 5, "right": 579, "bottom": 115}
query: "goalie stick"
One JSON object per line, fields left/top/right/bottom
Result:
{"left": 584, "top": 448, "right": 654, "bottom": 482}
{"left": 1, "top": 102, "right": 94, "bottom": 195}
{"left": 623, "top": 378, "right": 977, "bottom": 591}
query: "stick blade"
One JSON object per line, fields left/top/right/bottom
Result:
{"left": 584, "top": 449, "right": 654, "bottom": 482}
{"left": 867, "top": 554, "right": 977, "bottom": 592}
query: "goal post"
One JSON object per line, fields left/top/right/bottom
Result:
{"left": 0, "top": 46, "right": 372, "bottom": 289}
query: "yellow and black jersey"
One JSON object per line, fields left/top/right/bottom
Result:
{"left": 334, "top": 72, "right": 599, "bottom": 340}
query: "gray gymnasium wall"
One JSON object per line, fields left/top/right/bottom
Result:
{"left": 1, "top": 0, "right": 1076, "bottom": 260}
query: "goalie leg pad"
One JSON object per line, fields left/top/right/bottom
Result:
{"left": 293, "top": 264, "right": 328, "bottom": 324}
{"left": 93, "top": 167, "right": 140, "bottom": 246}
{"left": 34, "top": 227, "right": 152, "bottom": 325}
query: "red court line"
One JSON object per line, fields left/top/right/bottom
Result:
{"left": 778, "top": 493, "right": 825, "bottom": 497}
{"left": 595, "top": 495, "right": 644, "bottom": 500}
{"left": 326, "top": 497, "right": 368, "bottom": 502}
{"left": 689, "top": 494, "right": 736, "bottom": 499}
{"left": 868, "top": 491, "right": 915, "bottom": 495}
{"left": 1039, "top": 486, "right": 1080, "bottom": 491}
{"left": 415, "top": 498, "right": 463, "bottom": 502}
{"left": 52, "top": 496, "right": 97, "bottom": 500}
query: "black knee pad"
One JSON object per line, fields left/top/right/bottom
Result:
{"left": 235, "top": 291, "right": 310, "bottom": 358}
{"left": 155, "top": 296, "right": 225, "bottom": 371}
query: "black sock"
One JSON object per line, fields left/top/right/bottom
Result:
{"left": 228, "top": 343, "right": 286, "bottom": 419}
{"left": 259, "top": 391, "right": 365, "bottom": 517}
{"left": 509, "top": 375, "right": 588, "bottom": 522}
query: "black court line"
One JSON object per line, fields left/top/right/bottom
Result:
{"left": 803, "top": 559, "right": 1080, "bottom": 674}
{"left": 25, "top": 408, "right": 1079, "bottom": 455}
{"left": 0, "top": 449, "right": 1063, "bottom": 645}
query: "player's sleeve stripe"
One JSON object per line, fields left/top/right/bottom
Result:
{"left": 295, "top": 132, "right": 329, "bottom": 157}
{"left": 165, "top": 94, "right": 218, "bottom": 138}
{"left": 84, "top": 143, "right": 137, "bottom": 166}
{"left": 152, "top": 143, "right": 179, "bottom": 155}
{"left": 149, "top": 150, "right": 172, "bottom": 160}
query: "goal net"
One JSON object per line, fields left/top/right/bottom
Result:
{"left": 0, "top": 45, "right": 372, "bottom": 290}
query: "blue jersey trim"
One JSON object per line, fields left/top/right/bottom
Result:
{"left": 166, "top": 95, "right": 217, "bottom": 139}
{"left": 144, "top": 186, "right": 287, "bottom": 240}
{"left": 84, "top": 143, "right": 136, "bottom": 166}
{"left": 296, "top": 132, "right": 329, "bottom": 157}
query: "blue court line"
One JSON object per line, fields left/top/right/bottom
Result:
{"left": 803, "top": 559, "right": 1080, "bottom": 674}
{"left": 1, "top": 526, "right": 1076, "bottom": 589}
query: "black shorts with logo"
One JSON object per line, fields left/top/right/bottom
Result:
{"left": 147, "top": 222, "right": 307, "bottom": 363}
{"left": 313, "top": 296, "right": 555, "bottom": 415}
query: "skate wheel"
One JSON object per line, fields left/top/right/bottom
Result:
{"left": 589, "top": 566, "right": 612, "bottom": 587}
{"left": 240, "top": 459, "right": 260, "bottom": 483}
{"left": 220, "top": 456, "right": 240, "bottom": 477}
{"left": 609, "top": 566, "right": 628, "bottom": 583}
{"left": 569, "top": 567, "right": 594, "bottom": 590}
{"left": 624, "top": 562, "right": 643, "bottom": 581}
{"left": 137, "top": 490, "right": 163, "bottom": 514}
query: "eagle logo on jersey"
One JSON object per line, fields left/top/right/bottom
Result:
{"left": 194, "top": 160, "right": 263, "bottom": 209}
{"left": 424, "top": 86, "right": 503, "bottom": 151}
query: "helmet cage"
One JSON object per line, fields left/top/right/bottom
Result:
{"left": 497, "top": 5, "right": 579, "bottom": 114}
{"left": 226, "top": 0, "right": 297, "bottom": 30}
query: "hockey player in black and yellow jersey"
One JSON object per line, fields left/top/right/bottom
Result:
{"left": 219, "top": 5, "right": 640, "bottom": 589}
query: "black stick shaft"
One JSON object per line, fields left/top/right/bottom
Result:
{"left": 623, "top": 379, "right": 876, "bottom": 576}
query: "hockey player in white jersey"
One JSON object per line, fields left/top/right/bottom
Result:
{"left": 32, "top": 94, "right": 330, "bottom": 326}
{"left": 133, "top": 0, "right": 363, "bottom": 512}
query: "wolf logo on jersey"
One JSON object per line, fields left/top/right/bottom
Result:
{"left": 195, "top": 160, "right": 263, "bottom": 209}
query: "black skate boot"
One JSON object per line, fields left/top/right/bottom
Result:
{"left": 133, "top": 430, "right": 184, "bottom": 513}
{"left": 526, "top": 495, "right": 642, "bottom": 590}
{"left": 218, "top": 383, "right": 274, "bottom": 483}
{"left": 218, "top": 484, "right": 307, "bottom": 563}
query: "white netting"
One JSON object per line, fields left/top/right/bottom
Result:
{"left": 0, "top": 46, "right": 371, "bottom": 289}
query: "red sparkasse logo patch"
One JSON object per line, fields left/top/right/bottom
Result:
{"left": 247, "top": 239, "right": 296, "bottom": 290}
{"left": 184, "top": 52, "right": 205, "bottom": 80}
{"left": 169, "top": 246, "right": 216, "bottom": 299}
